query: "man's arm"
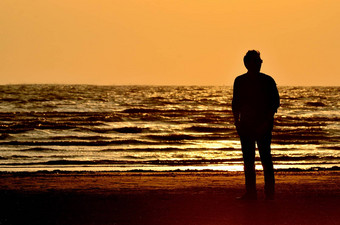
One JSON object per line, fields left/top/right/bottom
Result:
{"left": 271, "top": 79, "right": 280, "bottom": 114}
{"left": 232, "top": 78, "right": 241, "bottom": 127}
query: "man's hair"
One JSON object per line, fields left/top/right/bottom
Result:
{"left": 243, "top": 50, "right": 261, "bottom": 68}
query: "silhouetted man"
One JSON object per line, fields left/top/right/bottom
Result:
{"left": 232, "top": 50, "right": 280, "bottom": 200}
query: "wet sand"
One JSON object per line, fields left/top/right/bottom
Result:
{"left": 0, "top": 171, "right": 339, "bottom": 225}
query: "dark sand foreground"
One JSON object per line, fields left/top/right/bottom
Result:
{"left": 0, "top": 171, "right": 339, "bottom": 225}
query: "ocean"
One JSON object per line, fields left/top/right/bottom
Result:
{"left": 0, "top": 85, "right": 339, "bottom": 172}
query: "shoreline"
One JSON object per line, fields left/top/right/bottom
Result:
{"left": 0, "top": 165, "right": 339, "bottom": 174}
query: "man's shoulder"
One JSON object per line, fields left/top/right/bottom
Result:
{"left": 260, "top": 73, "right": 276, "bottom": 83}
{"left": 234, "top": 73, "right": 247, "bottom": 82}
{"left": 234, "top": 73, "right": 277, "bottom": 85}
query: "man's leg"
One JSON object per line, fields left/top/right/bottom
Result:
{"left": 258, "top": 133, "right": 275, "bottom": 199}
{"left": 240, "top": 136, "right": 257, "bottom": 198}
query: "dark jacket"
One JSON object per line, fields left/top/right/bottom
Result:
{"left": 232, "top": 73, "right": 280, "bottom": 135}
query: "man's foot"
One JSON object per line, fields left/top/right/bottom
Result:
{"left": 236, "top": 192, "right": 257, "bottom": 200}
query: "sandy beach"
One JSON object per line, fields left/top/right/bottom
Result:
{"left": 0, "top": 171, "right": 339, "bottom": 225}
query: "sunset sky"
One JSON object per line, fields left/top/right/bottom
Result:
{"left": 1, "top": 0, "right": 339, "bottom": 86}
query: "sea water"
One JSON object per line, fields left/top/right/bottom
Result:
{"left": 0, "top": 85, "right": 339, "bottom": 172}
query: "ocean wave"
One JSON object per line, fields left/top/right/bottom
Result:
{"left": 273, "top": 155, "right": 340, "bottom": 161}
{"left": 0, "top": 97, "right": 20, "bottom": 102}
{"left": 99, "top": 147, "right": 237, "bottom": 152}
{"left": 185, "top": 126, "right": 232, "bottom": 133}
{"left": 122, "top": 108, "right": 227, "bottom": 114}
{"left": 0, "top": 121, "right": 105, "bottom": 134}
{"left": 273, "top": 140, "right": 321, "bottom": 145}
{"left": 49, "top": 135, "right": 112, "bottom": 141}
{"left": 146, "top": 134, "right": 197, "bottom": 141}
{"left": 275, "top": 121, "right": 327, "bottom": 127}
{"left": 0, "top": 159, "right": 240, "bottom": 166}
{"left": 317, "top": 146, "right": 340, "bottom": 150}
{"left": 276, "top": 115, "right": 340, "bottom": 123}
{"left": 1, "top": 166, "right": 339, "bottom": 173}
{"left": 113, "top": 127, "right": 147, "bottom": 133}
{"left": 0, "top": 133, "right": 13, "bottom": 140}
{"left": 0, "top": 155, "right": 36, "bottom": 160}
{"left": 0, "top": 140, "right": 158, "bottom": 146}
{"left": 145, "top": 134, "right": 232, "bottom": 141}
{"left": 82, "top": 127, "right": 150, "bottom": 134}
{"left": 122, "top": 108, "right": 164, "bottom": 114}
{"left": 0, "top": 126, "right": 34, "bottom": 134}
{"left": 21, "top": 147, "right": 58, "bottom": 152}
{"left": 2, "top": 155, "right": 339, "bottom": 166}
{"left": 305, "top": 101, "right": 326, "bottom": 107}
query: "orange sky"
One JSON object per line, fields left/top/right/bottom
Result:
{"left": 0, "top": 0, "right": 339, "bottom": 86}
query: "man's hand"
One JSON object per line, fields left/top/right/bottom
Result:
{"left": 234, "top": 119, "right": 241, "bottom": 135}
{"left": 234, "top": 120, "right": 240, "bottom": 128}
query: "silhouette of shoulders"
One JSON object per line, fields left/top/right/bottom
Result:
{"left": 234, "top": 73, "right": 276, "bottom": 85}
{"left": 232, "top": 72, "right": 280, "bottom": 115}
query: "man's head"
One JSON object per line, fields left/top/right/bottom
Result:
{"left": 243, "top": 50, "right": 262, "bottom": 73}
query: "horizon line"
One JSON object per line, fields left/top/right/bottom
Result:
{"left": 0, "top": 83, "right": 339, "bottom": 87}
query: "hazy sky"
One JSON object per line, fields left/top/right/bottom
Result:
{"left": 1, "top": 0, "right": 339, "bottom": 86}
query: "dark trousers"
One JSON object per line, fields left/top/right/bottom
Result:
{"left": 240, "top": 132, "right": 275, "bottom": 196}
